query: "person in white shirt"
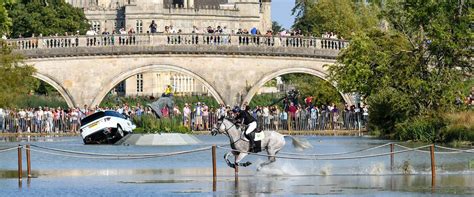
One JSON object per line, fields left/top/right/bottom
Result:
{"left": 183, "top": 103, "right": 191, "bottom": 128}
{"left": 35, "top": 107, "right": 44, "bottom": 133}
{"left": 0, "top": 108, "right": 5, "bottom": 131}
{"left": 18, "top": 109, "right": 27, "bottom": 132}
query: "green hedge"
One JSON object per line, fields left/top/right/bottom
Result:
{"left": 132, "top": 114, "right": 190, "bottom": 134}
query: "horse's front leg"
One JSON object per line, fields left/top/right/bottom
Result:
{"left": 224, "top": 152, "right": 236, "bottom": 169}
{"left": 235, "top": 153, "right": 252, "bottom": 167}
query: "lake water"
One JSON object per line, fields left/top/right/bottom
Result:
{"left": 0, "top": 135, "right": 473, "bottom": 196}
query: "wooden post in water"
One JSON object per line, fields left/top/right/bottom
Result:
{"left": 390, "top": 143, "right": 394, "bottom": 171}
{"left": 26, "top": 144, "right": 31, "bottom": 178}
{"left": 17, "top": 144, "right": 22, "bottom": 181}
{"left": 212, "top": 145, "right": 217, "bottom": 192}
{"left": 234, "top": 155, "right": 239, "bottom": 177}
{"left": 430, "top": 144, "right": 436, "bottom": 187}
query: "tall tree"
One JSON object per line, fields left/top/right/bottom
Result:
{"left": 327, "top": 0, "right": 472, "bottom": 136}
{"left": 271, "top": 21, "right": 285, "bottom": 33}
{"left": 7, "top": 0, "right": 90, "bottom": 38}
{"left": 292, "top": 0, "right": 380, "bottom": 38}
{"left": 0, "top": 40, "right": 38, "bottom": 107}
{"left": 0, "top": 0, "right": 15, "bottom": 36}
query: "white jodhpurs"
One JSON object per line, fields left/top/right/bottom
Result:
{"left": 245, "top": 121, "right": 257, "bottom": 135}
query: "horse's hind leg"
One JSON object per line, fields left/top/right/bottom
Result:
{"left": 257, "top": 150, "right": 277, "bottom": 171}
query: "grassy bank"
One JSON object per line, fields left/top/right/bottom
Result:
{"left": 390, "top": 111, "right": 474, "bottom": 145}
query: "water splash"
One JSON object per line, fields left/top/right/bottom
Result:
{"left": 256, "top": 159, "right": 304, "bottom": 176}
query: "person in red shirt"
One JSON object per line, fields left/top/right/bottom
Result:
{"left": 305, "top": 96, "right": 313, "bottom": 107}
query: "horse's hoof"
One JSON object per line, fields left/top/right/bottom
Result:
{"left": 242, "top": 161, "right": 252, "bottom": 167}
{"left": 228, "top": 163, "right": 236, "bottom": 169}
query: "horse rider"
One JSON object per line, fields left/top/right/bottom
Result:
{"left": 232, "top": 106, "right": 257, "bottom": 152}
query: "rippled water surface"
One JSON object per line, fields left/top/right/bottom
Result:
{"left": 0, "top": 135, "right": 473, "bottom": 196}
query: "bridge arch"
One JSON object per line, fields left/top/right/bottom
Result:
{"left": 33, "top": 73, "right": 76, "bottom": 107}
{"left": 91, "top": 64, "right": 225, "bottom": 107}
{"left": 243, "top": 67, "right": 353, "bottom": 106}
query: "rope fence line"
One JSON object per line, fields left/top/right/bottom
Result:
{"left": 395, "top": 144, "right": 474, "bottom": 154}
{"left": 0, "top": 146, "right": 20, "bottom": 153}
{"left": 217, "top": 144, "right": 436, "bottom": 161}
{"left": 276, "top": 143, "right": 393, "bottom": 157}
{"left": 25, "top": 146, "right": 213, "bottom": 160}
{"left": 434, "top": 145, "right": 474, "bottom": 153}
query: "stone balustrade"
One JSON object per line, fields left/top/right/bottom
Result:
{"left": 6, "top": 34, "right": 348, "bottom": 58}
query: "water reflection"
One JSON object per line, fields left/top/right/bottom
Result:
{"left": 0, "top": 136, "right": 473, "bottom": 196}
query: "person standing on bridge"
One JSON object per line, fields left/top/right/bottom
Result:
{"left": 232, "top": 106, "right": 258, "bottom": 153}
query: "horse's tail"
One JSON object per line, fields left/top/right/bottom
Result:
{"left": 283, "top": 135, "right": 312, "bottom": 151}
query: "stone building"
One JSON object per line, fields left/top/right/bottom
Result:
{"left": 65, "top": 0, "right": 271, "bottom": 98}
{"left": 65, "top": 0, "right": 272, "bottom": 34}
{"left": 117, "top": 72, "right": 209, "bottom": 97}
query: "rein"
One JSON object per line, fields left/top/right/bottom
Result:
{"left": 218, "top": 119, "right": 244, "bottom": 148}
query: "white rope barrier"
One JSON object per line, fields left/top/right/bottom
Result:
{"left": 395, "top": 144, "right": 474, "bottom": 154}
{"left": 30, "top": 144, "right": 211, "bottom": 157}
{"left": 277, "top": 143, "right": 392, "bottom": 157}
{"left": 25, "top": 146, "right": 212, "bottom": 160}
{"left": 434, "top": 145, "right": 474, "bottom": 153}
{"left": 217, "top": 144, "right": 433, "bottom": 161}
{"left": 0, "top": 146, "right": 19, "bottom": 153}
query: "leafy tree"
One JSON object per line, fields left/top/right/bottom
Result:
{"left": 7, "top": 0, "right": 90, "bottom": 38}
{"left": 0, "top": 40, "right": 38, "bottom": 107}
{"left": 327, "top": 0, "right": 473, "bottom": 139}
{"left": 271, "top": 21, "right": 285, "bottom": 33}
{"left": 282, "top": 73, "right": 343, "bottom": 105}
{"left": 292, "top": 0, "right": 380, "bottom": 38}
{"left": 0, "top": 0, "right": 15, "bottom": 36}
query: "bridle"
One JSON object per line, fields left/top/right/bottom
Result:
{"left": 213, "top": 118, "right": 243, "bottom": 147}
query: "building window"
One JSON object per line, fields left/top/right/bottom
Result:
{"left": 91, "top": 21, "right": 101, "bottom": 33}
{"left": 136, "top": 20, "right": 143, "bottom": 33}
{"left": 137, "top": 74, "right": 143, "bottom": 92}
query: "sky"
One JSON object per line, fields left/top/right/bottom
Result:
{"left": 271, "top": 0, "right": 297, "bottom": 30}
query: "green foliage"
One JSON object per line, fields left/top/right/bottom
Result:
{"left": 327, "top": 0, "right": 472, "bottom": 142}
{"left": 132, "top": 114, "right": 191, "bottom": 134}
{"left": 282, "top": 73, "right": 343, "bottom": 105}
{"left": 0, "top": 40, "right": 38, "bottom": 108}
{"left": 439, "top": 111, "right": 474, "bottom": 143}
{"left": 395, "top": 115, "right": 445, "bottom": 142}
{"left": 12, "top": 94, "right": 67, "bottom": 109}
{"left": 249, "top": 93, "right": 285, "bottom": 108}
{"left": 292, "top": 0, "right": 381, "bottom": 38}
{"left": 271, "top": 21, "right": 285, "bottom": 33}
{"left": 35, "top": 81, "right": 59, "bottom": 95}
{"left": 366, "top": 88, "right": 414, "bottom": 136}
{"left": 7, "top": 0, "right": 90, "bottom": 37}
{"left": 0, "top": 0, "right": 13, "bottom": 36}
{"left": 100, "top": 94, "right": 219, "bottom": 110}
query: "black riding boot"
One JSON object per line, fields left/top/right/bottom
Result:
{"left": 248, "top": 132, "right": 256, "bottom": 153}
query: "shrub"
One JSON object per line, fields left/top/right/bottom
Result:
{"left": 132, "top": 114, "right": 191, "bottom": 134}
{"left": 395, "top": 115, "right": 445, "bottom": 142}
{"left": 439, "top": 111, "right": 474, "bottom": 143}
{"left": 366, "top": 88, "right": 415, "bottom": 137}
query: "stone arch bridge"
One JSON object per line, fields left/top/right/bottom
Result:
{"left": 8, "top": 34, "right": 351, "bottom": 107}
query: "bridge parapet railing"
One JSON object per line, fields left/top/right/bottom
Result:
{"left": 5, "top": 34, "right": 349, "bottom": 51}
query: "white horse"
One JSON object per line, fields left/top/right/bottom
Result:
{"left": 211, "top": 117, "right": 312, "bottom": 170}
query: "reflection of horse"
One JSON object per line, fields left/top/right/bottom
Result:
{"left": 211, "top": 118, "right": 312, "bottom": 170}
{"left": 147, "top": 96, "right": 174, "bottom": 118}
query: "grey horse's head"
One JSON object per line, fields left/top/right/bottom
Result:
{"left": 211, "top": 115, "right": 227, "bottom": 136}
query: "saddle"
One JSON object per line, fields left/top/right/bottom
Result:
{"left": 239, "top": 125, "right": 264, "bottom": 153}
